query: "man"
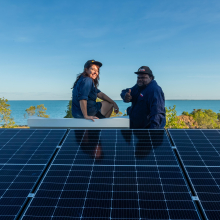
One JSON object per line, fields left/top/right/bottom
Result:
{"left": 121, "top": 66, "right": 166, "bottom": 129}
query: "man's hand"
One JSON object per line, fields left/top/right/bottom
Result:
{"left": 84, "top": 116, "right": 99, "bottom": 122}
{"left": 124, "top": 89, "right": 132, "bottom": 102}
{"left": 113, "top": 102, "right": 119, "bottom": 114}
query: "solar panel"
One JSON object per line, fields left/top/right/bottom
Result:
{"left": 168, "top": 129, "right": 220, "bottom": 220}
{"left": 0, "top": 129, "right": 66, "bottom": 219}
{"left": 0, "top": 164, "right": 45, "bottom": 220}
{"left": 0, "top": 129, "right": 5, "bottom": 135}
{"left": 22, "top": 129, "right": 200, "bottom": 219}
{"left": 0, "top": 129, "right": 66, "bottom": 165}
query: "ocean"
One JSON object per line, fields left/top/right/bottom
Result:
{"left": 5, "top": 100, "right": 220, "bottom": 125}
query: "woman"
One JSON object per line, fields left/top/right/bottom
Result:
{"left": 72, "top": 59, "right": 119, "bottom": 121}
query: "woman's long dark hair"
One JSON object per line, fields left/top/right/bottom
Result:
{"left": 72, "top": 64, "right": 100, "bottom": 89}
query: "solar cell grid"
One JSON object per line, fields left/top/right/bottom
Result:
{"left": 169, "top": 129, "right": 220, "bottom": 167}
{"left": 54, "top": 130, "right": 177, "bottom": 166}
{"left": 22, "top": 165, "right": 200, "bottom": 220}
{"left": 0, "top": 129, "right": 66, "bottom": 219}
{"left": 168, "top": 129, "right": 220, "bottom": 220}
{"left": 0, "top": 129, "right": 20, "bottom": 148}
{"left": 0, "top": 129, "right": 66, "bottom": 165}
{"left": 22, "top": 129, "right": 200, "bottom": 220}
{"left": 0, "top": 164, "right": 45, "bottom": 220}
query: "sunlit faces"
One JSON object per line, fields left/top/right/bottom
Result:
{"left": 137, "top": 73, "right": 152, "bottom": 87}
{"left": 86, "top": 64, "right": 99, "bottom": 80}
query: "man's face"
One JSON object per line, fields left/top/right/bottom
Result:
{"left": 137, "top": 73, "right": 152, "bottom": 87}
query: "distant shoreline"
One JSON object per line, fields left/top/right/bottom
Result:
{"left": 7, "top": 100, "right": 220, "bottom": 125}
{"left": 7, "top": 99, "right": 220, "bottom": 101}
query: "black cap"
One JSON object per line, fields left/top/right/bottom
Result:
{"left": 84, "top": 60, "right": 102, "bottom": 69}
{"left": 134, "top": 66, "right": 152, "bottom": 74}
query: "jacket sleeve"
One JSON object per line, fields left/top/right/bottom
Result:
{"left": 149, "top": 114, "right": 163, "bottom": 129}
{"left": 77, "top": 77, "right": 92, "bottom": 100}
{"left": 149, "top": 89, "right": 166, "bottom": 129}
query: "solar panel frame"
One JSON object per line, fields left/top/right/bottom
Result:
{"left": 22, "top": 129, "right": 201, "bottom": 220}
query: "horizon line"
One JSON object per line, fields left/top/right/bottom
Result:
{"left": 7, "top": 99, "right": 220, "bottom": 101}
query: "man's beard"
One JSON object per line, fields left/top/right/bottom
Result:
{"left": 137, "top": 84, "right": 147, "bottom": 90}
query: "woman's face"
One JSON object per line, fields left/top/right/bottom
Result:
{"left": 86, "top": 64, "right": 99, "bottom": 80}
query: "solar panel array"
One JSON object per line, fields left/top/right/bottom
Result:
{"left": 0, "top": 129, "right": 66, "bottom": 220}
{"left": 22, "top": 130, "right": 200, "bottom": 220}
{"left": 169, "top": 129, "right": 220, "bottom": 220}
{"left": 2, "top": 128, "right": 220, "bottom": 219}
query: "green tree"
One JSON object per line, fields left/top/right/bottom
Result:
{"left": 37, "top": 104, "right": 49, "bottom": 118}
{"left": 217, "top": 113, "right": 220, "bottom": 121}
{"left": 182, "top": 111, "right": 190, "bottom": 116}
{"left": 25, "top": 104, "right": 49, "bottom": 118}
{"left": 165, "top": 105, "right": 187, "bottom": 129}
{"left": 0, "top": 97, "right": 16, "bottom": 128}
{"left": 190, "top": 109, "right": 220, "bottom": 129}
{"left": 64, "top": 100, "right": 73, "bottom": 118}
{"left": 25, "top": 106, "right": 36, "bottom": 116}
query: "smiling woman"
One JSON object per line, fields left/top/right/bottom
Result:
{"left": 71, "top": 60, "right": 119, "bottom": 121}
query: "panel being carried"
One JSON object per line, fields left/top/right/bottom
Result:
{"left": 22, "top": 129, "right": 200, "bottom": 220}
{"left": 168, "top": 129, "right": 220, "bottom": 220}
{"left": 0, "top": 129, "right": 66, "bottom": 220}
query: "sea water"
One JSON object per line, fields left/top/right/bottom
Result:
{"left": 5, "top": 100, "right": 220, "bottom": 125}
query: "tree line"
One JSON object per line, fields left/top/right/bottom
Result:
{"left": 64, "top": 100, "right": 220, "bottom": 129}
{"left": 1, "top": 97, "right": 220, "bottom": 129}
{"left": 0, "top": 98, "right": 49, "bottom": 128}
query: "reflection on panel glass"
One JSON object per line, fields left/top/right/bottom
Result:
{"left": 59, "top": 129, "right": 176, "bottom": 166}
{"left": 78, "top": 130, "right": 103, "bottom": 160}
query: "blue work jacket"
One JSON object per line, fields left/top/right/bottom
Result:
{"left": 72, "top": 75, "right": 101, "bottom": 118}
{"left": 121, "top": 80, "right": 166, "bottom": 129}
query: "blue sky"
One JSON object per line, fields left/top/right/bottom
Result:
{"left": 0, "top": 0, "right": 220, "bottom": 100}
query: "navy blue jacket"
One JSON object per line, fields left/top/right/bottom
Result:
{"left": 121, "top": 80, "right": 166, "bottom": 129}
{"left": 72, "top": 75, "right": 101, "bottom": 118}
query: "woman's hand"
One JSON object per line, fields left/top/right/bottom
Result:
{"left": 84, "top": 116, "right": 99, "bottom": 122}
{"left": 113, "top": 102, "right": 119, "bottom": 114}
